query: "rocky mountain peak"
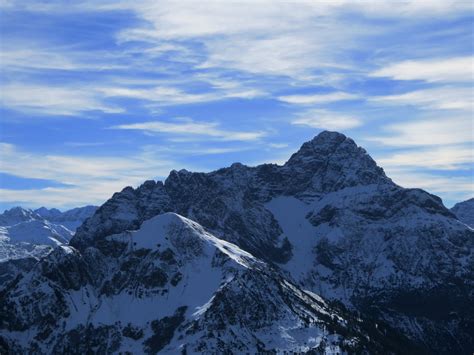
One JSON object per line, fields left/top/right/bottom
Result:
{"left": 285, "top": 131, "right": 348, "bottom": 164}
{"left": 286, "top": 131, "right": 369, "bottom": 166}
{"left": 0, "top": 207, "right": 40, "bottom": 226}
{"left": 283, "top": 131, "right": 392, "bottom": 193}
{"left": 34, "top": 207, "right": 62, "bottom": 219}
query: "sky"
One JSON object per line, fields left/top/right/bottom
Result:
{"left": 0, "top": 0, "right": 473, "bottom": 210}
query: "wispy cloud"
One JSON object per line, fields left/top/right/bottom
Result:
{"left": 112, "top": 118, "right": 266, "bottom": 141}
{"left": 0, "top": 142, "right": 179, "bottom": 208}
{"left": 278, "top": 92, "right": 359, "bottom": 105}
{"left": 292, "top": 109, "right": 362, "bottom": 130}
{"left": 370, "top": 86, "right": 473, "bottom": 111}
{"left": 116, "top": 2, "right": 372, "bottom": 79}
{"left": 141, "top": 144, "right": 251, "bottom": 156}
{"left": 368, "top": 115, "right": 472, "bottom": 146}
{"left": 385, "top": 169, "right": 474, "bottom": 207}
{"left": 1, "top": 48, "right": 83, "bottom": 71}
{"left": 100, "top": 85, "right": 265, "bottom": 106}
{"left": 64, "top": 142, "right": 106, "bottom": 147}
{"left": 377, "top": 145, "right": 473, "bottom": 170}
{"left": 0, "top": 47, "right": 127, "bottom": 72}
{"left": 371, "top": 56, "right": 473, "bottom": 83}
{"left": 1, "top": 81, "right": 266, "bottom": 116}
{"left": 268, "top": 143, "right": 289, "bottom": 149}
{"left": 113, "top": 1, "right": 473, "bottom": 79}
{"left": 1, "top": 84, "right": 122, "bottom": 116}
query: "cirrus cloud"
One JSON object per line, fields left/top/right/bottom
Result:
{"left": 112, "top": 118, "right": 266, "bottom": 141}
{"left": 278, "top": 92, "right": 360, "bottom": 105}
{"left": 371, "top": 56, "right": 473, "bottom": 83}
{"left": 291, "top": 109, "right": 362, "bottom": 130}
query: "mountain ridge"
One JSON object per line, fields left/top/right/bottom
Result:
{"left": 1, "top": 212, "right": 412, "bottom": 353}
{"left": 1, "top": 131, "right": 472, "bottom": 353}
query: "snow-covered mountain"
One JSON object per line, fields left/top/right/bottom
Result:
{"left": 0, "top": 207, "right": 73, "bottom": 262}
{"left": 0, "top": 205, "right": 97, "bottom": 262}
{"left": 0, "top": 212, "right": 415, "bottom": 353}
{"left": 0, "top": 206, "right": 97, "bottom": 288}
{"left": 35, "top": 205, "right": 98, "bottom": 231}
{"left": 1, "top": 131, "right": 472, "bottom": 353}
{"left": 0, "top": 206, "right": 40, "bottom": 226}
{"left": 451, "top": 198, "right": 474, "bottom": 228}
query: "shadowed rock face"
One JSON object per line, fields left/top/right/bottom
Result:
{"left": 451, "top": 197, "right": 474, "bottom": 228}
{"left": 2, "top": 131, "right": 472, "bottom": 353}
{"left": 284, "top": 131, "right": 391, "bottom": 194}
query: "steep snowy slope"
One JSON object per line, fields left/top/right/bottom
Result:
{"left": 0, "top": 213, "right": 406, "bottom": 354}
{"left": 69, "top": 131, "right": 474, "bottom": 353}
{"left": 451, "top": 198, "right": 474, "bottom": 228}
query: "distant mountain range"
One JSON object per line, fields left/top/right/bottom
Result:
{"left": 0, "top": 131, "right": 472, "bottom": 354}
{"left": 0, "top": 205, "right": 97, "bottom": 261}
{"left": 34, "top": 205, "right": 98, "bottom": 231}
{"left": 0, "top": 205, "right": 97, "bottom": 287}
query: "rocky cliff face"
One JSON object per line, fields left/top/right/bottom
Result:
{"left": 1, "top": 131, "right": 472, "bottom": 353}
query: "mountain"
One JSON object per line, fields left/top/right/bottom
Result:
{"left": 1, "top": 131, "right": 472, "bottom": 353}
{"left": 0, "top": 212, "right": 414, "bottom": 353}
{"left": 35, "top": 205, "right": 98, "bottom": 231}
{"left": 0, "top": 206, "right": 40, "bottom": 226}
{"left": 0, "top": 205, "right": 98, "bottom": 262}
{"left": 0, "top": 207, "right": 73, "bottom": 262}
{"left": 0, "top": 205, "right": 97, "bottom": 288}
{"left": 451, "top": 198, "right": 474, "bottom": 228}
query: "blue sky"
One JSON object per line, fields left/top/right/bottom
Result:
{"left": 0, "top": 1, "right": 472, "bottom": 210}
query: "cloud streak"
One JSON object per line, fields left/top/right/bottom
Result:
{"left": 368, "top": 115, "right": 473, "bottom": 146}
{"left": 377, "top": 146, "right": 473, "bottom": 170}
{"left": 1, "top": 84, "right": 122, "bottom": 116}
{"left": 278, "top": 92, "right": 359, "bottom": 105}
{"left": 371, "top": 56, "right": 473, "bottom": 83}
{"left": 112, "top": 119, "right": 266, "bottom": 141}
{"left": 0, "top": 142, "right": 179, "bottom": 208}
{"left": 100, "top": 85, "right": 265, "bottom": 106}
{"left": 370, "top": 86, "right": 473, "bottom": 111}
{"left": 292, "top": 109, "right": 362, "bottom": 130}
